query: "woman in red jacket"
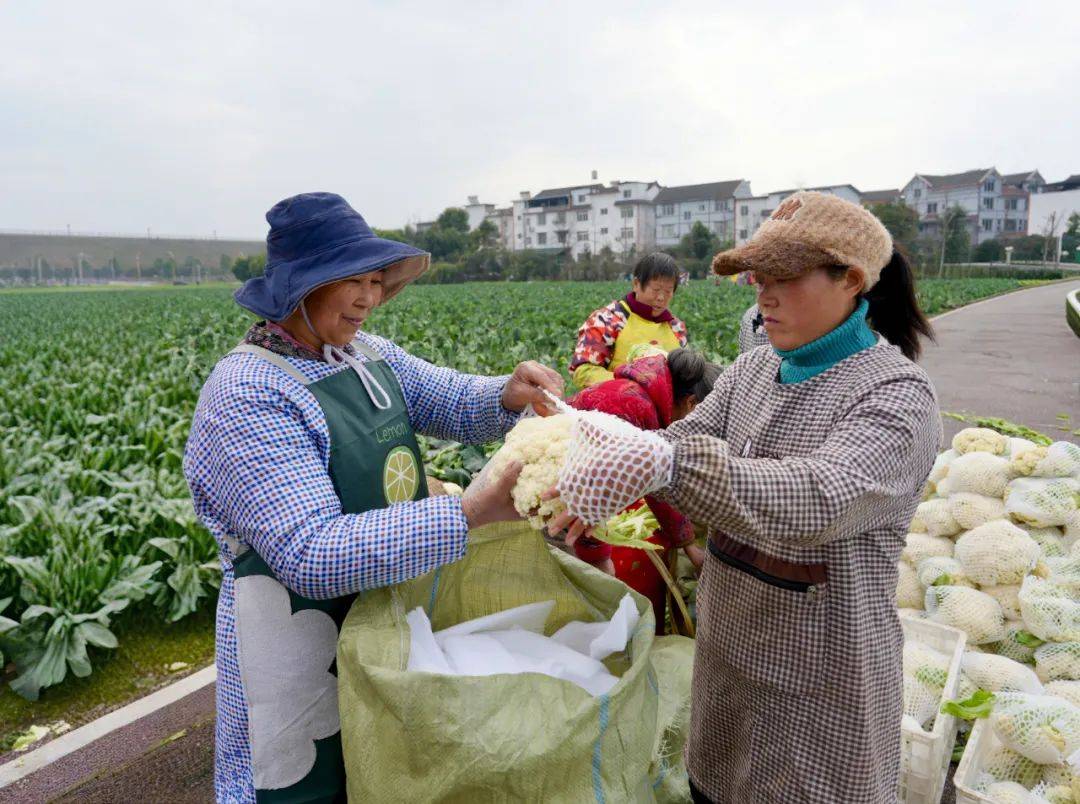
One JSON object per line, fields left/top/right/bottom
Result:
{"left": 569, "top": 347, "right": 719, "bottom": 631}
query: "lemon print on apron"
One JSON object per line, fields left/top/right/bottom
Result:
{"left": 383, "top": 445, "right": 420, "bottom": 503}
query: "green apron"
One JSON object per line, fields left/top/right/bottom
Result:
{"left": 228, "top": 340, "right": 428, "bottom": 803}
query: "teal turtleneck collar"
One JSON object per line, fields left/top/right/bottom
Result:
{"left": 774, "top": 298, "right": 876, "bottom": 384}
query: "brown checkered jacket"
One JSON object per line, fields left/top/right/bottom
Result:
{"left": 657, "top": 340, "right": 940, "bottom": 803}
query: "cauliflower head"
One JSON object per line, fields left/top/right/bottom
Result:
{"left": 953, "top": 427, "right": 1009, "bottom": 456}
{"left": 485, "top": 414, "right": 573, "bottom": 529}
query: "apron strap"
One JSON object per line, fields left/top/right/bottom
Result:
{"left": 230, "top": 343, "right": 313, "bottom": 386}
{"left": 350, "top": 339, "right": 384, "bottom": 363}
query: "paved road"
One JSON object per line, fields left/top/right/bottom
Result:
{"left": 0, "top": 684, "right": 215, "bottom": 803}
{"left": 922, "top": 280, "right": 1080, "bottom": 444}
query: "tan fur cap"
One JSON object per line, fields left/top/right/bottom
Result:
{"left": 713, "top": 191, "right": 894, "bottom": 289}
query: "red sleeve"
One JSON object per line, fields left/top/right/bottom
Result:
{"left": 569, "top": 302, "right": 624, "bottom": 374}
{"left": 644, "top": 495, "right": 694, "bottom": 548}
{"left": 573, "top": 537, "right": 613, "bottom": 563}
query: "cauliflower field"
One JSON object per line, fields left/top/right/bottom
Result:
{"left": 898, "top": 428, "right": 1080, "bottom": 800}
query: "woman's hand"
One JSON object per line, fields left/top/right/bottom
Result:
{"left": 540, "top": 487, "right": 595, "bottom": 547}
{"left": 461, "top": 461, "right": 523, "bottom": 529}
{"left": 502, "top": 361, "right": 565, "bottom": 415}
{"left": 683, "top": 542, "right": 705, "bottom": 571}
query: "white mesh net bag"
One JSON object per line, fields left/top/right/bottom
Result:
{"left": 980, "top": 780, "right": 1043, "bottom": 804}
{"left": 1044, "top": 680, "right": 1080, "bottom": 708}
{"left": 1039, "top": 762, "right": 1078, "bottom": 789}
{"left": 1032, "top": 781, "right": 1076, "bottom": 804}
{"left": 902, "top": 640, "right": 972, "bottom": 729}
{"left": 916, "top": 556, "right": 975, "bottom": 589}
{"left": 902, "top": 532, "right": 955, "bottom": 567}
{"left": 549, "top": 395, "right": 674, "bottom": 526}
{"left": 961, "top": 650, "right": 1044, "bottom": 694}
{"left": 1021, "top": 525, "right": 1068, "bottom": 559}
{"left": 1045, "top": 555, "right": 1080, "bottom": 594}
{"left": 983, "top": 585, "right": 1025, "bottom": 622}
{"left": 954, "top": 520, "right": 1042, "bottom": 586}
{"left": 1007, "top": 438, "right": 1040, "bottom": 461}
{"left": 1065, "top": 513, "right": 1080, "bottom": 551}
{"left": 1006, "top": 477, "right": 1080, "bottom": 529}
{"left": 1034, "top": 642, "right": 1080, "bottom": 684}
{"left": 902, "top": 674, "right": 942, "bottom": 732}
{"left": 1019, "top": 577, "right": 1080, "bottom": 643}
{"left": 925, "top": 585, "right": 1007, "bottom": 644}
{"left": 949, "top": 452, "right": 1014, "bottom": 498}
{"left": 978, "top": 746, "right": 1045, "bottom": 789}
{"left": 1027, "top": 442, "right": 1080, "bottom": 479}
{"left": 990, "top": 691, "right": 1080, "bottom": 765}
{"left": 929, "top": 448, "right": 958, "bottom": 484}
{"left": 896, "top": 561, "right": 924, "bottom": 609}
{"left": 950, "top": 493, "right": 1008, "bottom": 531}
{"left": 996, "top": 623, "right": 1042, "bottom": 665}
{"left": 953, "top": 427, "right": 1009, "bottom": 456}
{"left": 911, "top": 498, "right": 961, "bottom": 538}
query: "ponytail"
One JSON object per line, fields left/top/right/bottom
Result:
{"left": 863, "top": 247, "right": 934, "bottom": 361}
{"left": 667, "top": 347, "right": 722, "bottom": 403}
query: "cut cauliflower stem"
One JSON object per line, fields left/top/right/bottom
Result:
{"left": 925, "top": 585, "right": 1007, "bottom": 644}
{"left": 485, "top": 414, "right": 572, "bottom": 529}
{"left": 949, "top": 452, "right": 1014, "bottom": 498}
{"left": 955, "top": 520, "right": 1043, "bottom": 587}
{"left": 954, "top": 427, "right": 1010, "bottom": 456}
{"left": 911, "top": 499, "right": 961, "bottom": 538}
{"left": 951, "top": 493, "right": 1009, "bottom": 531}
{"left": 902, "top": 532, "right": 954, "bottom": 567}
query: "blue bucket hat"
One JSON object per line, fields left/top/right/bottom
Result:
{"left": 234, "top": 192, "right": 429, "bottom": 321}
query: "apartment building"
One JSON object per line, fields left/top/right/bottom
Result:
{"left": 499, "top": 181, "right": 661, "bottom": 258}
{"left": 734, "top": 185, "right": 862, "bottom": 244}
{"left": 901, "top": 168, "right": 1042, "bottom": 243}
{"left": 653, "top": 180, "right": 752, "bottom": 247}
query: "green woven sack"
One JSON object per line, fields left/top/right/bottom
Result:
{"left": 337, "top": 521, "right": 693, "bottom": 802}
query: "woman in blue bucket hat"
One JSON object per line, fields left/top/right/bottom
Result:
{"left": 184, "top": 192, "right": 563, "bottom": 802}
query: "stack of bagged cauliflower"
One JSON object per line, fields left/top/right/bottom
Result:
{"left": 897, "top": 428, "right": 1080, "bottom": 799}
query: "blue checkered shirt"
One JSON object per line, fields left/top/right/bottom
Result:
{"left": 183, "top": 331, "right": 518, "bottom": 803}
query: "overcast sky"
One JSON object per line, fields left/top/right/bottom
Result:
{"left": 2, "top": 1, "right": 1078, "bottom": 239}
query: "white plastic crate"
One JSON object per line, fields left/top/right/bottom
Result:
{"left": 898, "top": 615, "right": 968, "bottom": 804}
{"left": 953, "top": 718, "right": 998, "bottom": 803}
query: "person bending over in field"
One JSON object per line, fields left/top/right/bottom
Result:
{"left": 568, "top": 252, "right": 688, "bottom": 389}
